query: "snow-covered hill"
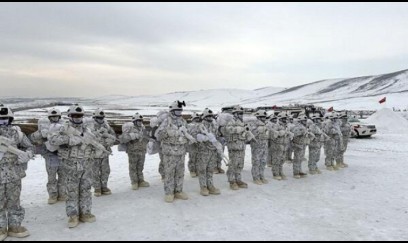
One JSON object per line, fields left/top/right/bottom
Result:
{"left": 243, "top": 69, "right": 408, "bottom": 110}
{"left": 91, "top": 69, "right": 408, "bottom": 112}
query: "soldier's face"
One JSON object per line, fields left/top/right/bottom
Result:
{"left": 49, "top": 116, "right": 60, "bottom": 123}
{"left": 234, "top": 112, "right": 243, "bottom": 121}
{"left": 258, "top": 116, "right": 266, "bottom": 122}
{"left": 204, "top": 116, "right": 213, "bottom": 122}
{"left": 95, "top": 117, "right": 104, "bottom": 124}
{"left": 173, "top": 109, "right": 182, "bottom": 117}
{"left": 134, "top": 120, "right": 143, "bottom": 126}
{"left": 70, "top": 114, "right": 83, "bottom": 124}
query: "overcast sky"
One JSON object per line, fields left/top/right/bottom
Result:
{"left": 1, "top": 3, "right": 408, "bottom": 98}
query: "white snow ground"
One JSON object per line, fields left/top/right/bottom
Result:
{"left": 13, "top": 121, "right": 408, "bottom": 241}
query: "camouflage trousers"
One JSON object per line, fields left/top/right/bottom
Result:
{"left": 45, "top": 153, "right": 66, "bottom": 198}
{"left": 158, "top": 152, "right": 164, "bottom": 178}
{"left": 226, "top": 149, "right": 245, "bottom": 183}
{"left": 0, "top": 180, "right": 25, "bottom": 228}
{"left": 251, "top": 144, "right": 268, "bottom": 181}
{"left": 196, "top": 150, "right": 217, "bottom": 188}
{"left": 336, "top": 137, "right": 349, "bottom": 164}
{"left": 63, "top": 159, "right": 92, "bottom": 217}
{"left": 128, "top": 151, "right": 146, "bottom": 185}
{"left": 92, "top": 156, "right": 110, "bottom": 190}
{"left": 293, "top": 144, "right": 306, "bottom": 175}
{"left": 324, "top": 139, "right": 336, "bottom": 166}
{"left": 163, "top": 154, "right": 186, "bottom": 195}
{"left": 188, "top": 150, "right": 198, "bottom": 173}
{"left": 308, "top": 145, "right": 322, "bottom": 171}
{"left": 270, "top": 143, "right": 285, "bottom": 177}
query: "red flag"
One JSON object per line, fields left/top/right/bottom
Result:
{"left": 327, "top": 107, "right": 333, "bottom": 112}
{"left": 379, "top": 97, "right": 386, "bottom": 104}
{"left": 272, "top": 105, "right": 277, "bottom": 109}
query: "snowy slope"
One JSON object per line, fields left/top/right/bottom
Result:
{"left": 243, "top": 69, "right": 408, "bottom": 109}
{"left": 365, "top": 108, "right": 408, "bottom": 134}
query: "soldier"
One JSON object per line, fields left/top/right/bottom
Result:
{"left": 119, "top": 113, "right": 150, "bottom": 190}
{"left": 49, "top": 105, "right": 97, "bottom": 228}
{"left": 249, "top": 110, "right": 269, "bottom": 185}
{"left": 195, "top": 108, "right": 221, "bottom": 196}
{"left": 213, "top": 114, "right": 226, "bottom": 174}
{"left": 267, "top": 112, "right": 289, "bottom": 180}
{"left": 39, "top": 108, "right": 67, "bottom": 204}
{"left": 306, "top": 114, "right": 325, "bottom": 175}
{"left": 155, "top": 101, "right": 196, "bottom": 203}
{"left": 224, "top": 105, "right": 254, "bottom": 190}
{"left": 336, "top": 111, "right": 351, "bottom": 168}
{"left": 186, "top": 112, "right": 201, "bottom": 178}
{"left": 90, "top": 109, "right": 116, "bottom": 196}
{"left": 290, "top": 114, "right": 312, "bottom": 179}
{"left": 0, "top": 105, "right": 33, "bottom": 239}
{"left": 322, "top": 113, "right": 341, "bottom": 171}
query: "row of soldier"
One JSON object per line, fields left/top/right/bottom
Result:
{"left": 0, "top": 101, "right": 351, "bottom": 239}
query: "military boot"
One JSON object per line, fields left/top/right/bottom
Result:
{"left": 79, "top": 213, "right": 96, "bottom": 223}
{"left": 309, "top": 170, "right": 317, "bottom": 175}
{"left": 280, "top": 173, "right": 287, "bottom": 180}
{"left": 165, "top": 194, "right": 174, "bottom": 203}
{"left": 132, "top": 184, "right": 139, "bottom": 190}
{"left": 0, "top": 228, "right": 7, "bottom": 241}
{"left": 236, "top": 181, "right": 248, "bottom": 188}
{"left": 175, "top": 192, "right": 189, "bottom": 200}
{"left": 94, "top": 189, "right": 102, "bottom": 197}
{"left": 253, "top": 179, "right": 263, "bottom": 185}
{"left": 273, "top": 176, "right": 282, "bottom": 180}
{"left": 7, "top": 226, "right": 29, "bottom": 238}
{"left": 57, "top": 195, "right": 68, "bottom": 201}
{"left": 190, "top": 171, "right": 198, "bottom": 177}
{"left": 217, "top": 168, "right": 225, "bottom": 174}
{"left": 333, "top": 165, "right": 340, "bottom": 171}
{"left": 139, "top": 181, "right": 150, "bottom": 187}
{"left": 208, "top": 186, "right": 221, "bottom": 195}
{"left": 230, "top": 182, "right": 239, "bottom": 190}
{"left": 200, "top": 187, "right": 209, "bottom": 196}
{"left": 48, "top": 195, "right": 58, "bottom": 205}
{"left": 294, "top": 174, "right": 301, "bottom": 179}
{"left": 316, "top": 169, "right": 322, "bottom": 174}
{"left": 261, "top": 178, "right": 269, "bottom": 184}
{"left": 68, "top": 216, "right": 79, "bottom": 228}
{"left": 102, "top": 188, "right": 112, "bottom": 195}
{"left": 326, "top": 166, "right": 334, "bottom": 171}
{"left": 299, "top": 172, "right": 308, "bottom": 178}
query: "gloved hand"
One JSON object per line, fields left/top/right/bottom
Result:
{"left": 196, "top": 134, "right": 208, "bottom": 142}
{"left": 278, "top": 130, "right": 286, "bottom": 137}
{"left": 18, "top": 152, "right": 31, "bottom": 164}
{"left": 69, "top": 136, "right": 82, "bottom": 146}
{"left": 129, "top": 133, "right": 140, "bottom": 140}
{"left": 235, "top": 126, "right": 245, "bottom": 133}
{"left": 105, "top": 137, "right": 116, "bottom": 146}
{"left": 207, "top": 133, "right": 217, "bottom": 143}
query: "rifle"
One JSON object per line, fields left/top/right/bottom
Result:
{"left": 63, "top": 126, "right": 111, "bottom": 155}
{"left": 198, "top": 124, "right": 230, "bottom": 166}
{"left": 97, "top": 127, "right": 117, "bottom": 141}
{"left": 0, "top": 136, "right": 34, "bottom": 162}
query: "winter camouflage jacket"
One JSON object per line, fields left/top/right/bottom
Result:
{"left": 0, "top": 125, "right": 33, "bottom": 184}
